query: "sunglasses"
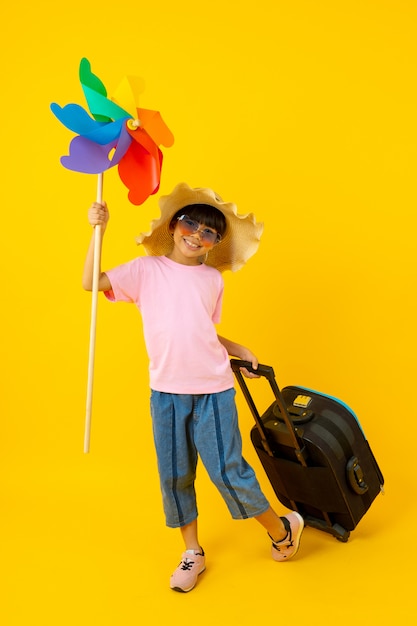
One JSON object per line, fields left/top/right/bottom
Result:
{"left": 177, "top": 215, "right": 222, "bottom": 246}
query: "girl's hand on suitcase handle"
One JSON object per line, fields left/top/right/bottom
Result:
{"left": 234, "top": 355, "right": 260, "bottom": 379}
{"left": 231, "top": 359, "right": 275, "bottom": 380}
{"left": 240, "top": 365, "right": 260, "bottom": 379}
{"left": 232, "top": 348, "right": 260, "bottom": 379}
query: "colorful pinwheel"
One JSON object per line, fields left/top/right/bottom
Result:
{"left": 51, "top": 59, "right": 174, "bottom": 452}
{"left": 51, "top": 57, "right": 174, "bottom": 205}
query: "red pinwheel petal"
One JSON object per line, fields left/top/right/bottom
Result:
{"left": 118, "top": 139, "right": 163, "bottom": 205}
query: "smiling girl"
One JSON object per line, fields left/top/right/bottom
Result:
{"left": 82, "top": 183, "right": 304, "bottom": 592}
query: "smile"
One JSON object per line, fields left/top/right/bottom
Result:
{"left": 183, "top": 237, "right": 202, "bottom": 250}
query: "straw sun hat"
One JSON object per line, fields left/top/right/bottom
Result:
{"left": 136, "top": 182, "right": 264, "bottom": 272}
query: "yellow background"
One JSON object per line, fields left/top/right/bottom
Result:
{"left": 1, "top": 1, "right": 416, "bottom": 623}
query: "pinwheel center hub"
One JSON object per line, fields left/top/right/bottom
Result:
{"left": 127, "top": 118, "right": 141, "bottom": 130}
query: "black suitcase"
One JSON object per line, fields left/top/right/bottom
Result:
{"left": 231, "top": 360, "right": 384, "bottom": 542}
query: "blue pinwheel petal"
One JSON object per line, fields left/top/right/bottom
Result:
{"left": 51, "top": 102, "right": 129, "bottom": 145}
{"left": 81, "top": 117, "right": 127, "bottom": 146}
{"left": 50, "top": 103, "right": 106, "bottom": 136}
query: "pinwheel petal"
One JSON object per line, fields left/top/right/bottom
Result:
{"left": 118, "top": 141, "right": 163, "bottom": 205}
{"left": 60, "top": 125, "right": 133, "bottom": 173}
{"left": 127, "top": 125, "right": 163, "bottom": 156}
{"left": 109, "top": 124, "right": 133, "bottom": 164}
{"left": 79, "top": 57, "right": 110, "bottom": 123}
{"left": 61, "top": 136, "right": 118, "bottom": 174}
{"left": 50, "top": 103, "right": 106, "bottom": 136}
{"left": 79, "top": 57, "right": 131, "bottom": 123}
{"left": 137, "top": 108, "right": 175, "bottom": 147}
{"left": 79, "top": 58, "right": 107, "bottom": 97}
{"left": 82, "top": 84, "right": 131, "bottom": 123}
{"left": 112, "top": 75, "right": 145, "bottom": 120}
{"left": 82, "top": 117, "right": 127, "bottom": 146}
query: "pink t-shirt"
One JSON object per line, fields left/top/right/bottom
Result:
{"left": 104, "top": 255, "right": 235, "bottom": 394}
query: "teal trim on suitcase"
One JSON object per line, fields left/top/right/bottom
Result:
{"left": 290, "top": 386, "right": 365, "bottom": 435}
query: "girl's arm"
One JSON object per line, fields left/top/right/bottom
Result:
{"left": 217, "top": 335, "right": 260, "bottom": 378}
{"left": 82, "top": 201, "right": 112, "bottom": 292}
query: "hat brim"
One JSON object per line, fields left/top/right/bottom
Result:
{"left": 136, "top": 182, "right": 263, "bottom": 272}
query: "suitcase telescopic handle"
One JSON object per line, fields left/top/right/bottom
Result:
{"left": 230, "top": 359, "right": 307, "bottom": 466}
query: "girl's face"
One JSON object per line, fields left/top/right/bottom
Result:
{"left": 167, "top": 216, "right": 221, "bottom": 266}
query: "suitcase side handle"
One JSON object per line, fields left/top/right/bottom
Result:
{"left": 230, "top": 359, "right": 308, "bottom": 466}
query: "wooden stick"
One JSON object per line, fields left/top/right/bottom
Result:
{"left": 84, "top": 173, "right": 104, "bottom": 453}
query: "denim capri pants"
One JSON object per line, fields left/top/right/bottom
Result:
{"left": 150, "top": 388, "right": 270, "bottom": 528}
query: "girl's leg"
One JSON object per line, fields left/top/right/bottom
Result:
{"left": 180, "top": 518, "right": 201, "bottom": 552}
{"left": 150, "top": 391, "right": 199, "bottom": 528}
{"left": 195, "top": 390, "right": 270, "bottom": 519}
{"left": 194, "top": 391, "right": 303, "bottom": 561}
{"left": 171, "top": 518, "right": 206, "bottom": 593}
{"left": 255, "top": 506, "right": 287, "bottom": 541}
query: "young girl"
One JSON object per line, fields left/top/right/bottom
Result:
{"left": 83, "top": 182, "right": 304, "bottom": 593}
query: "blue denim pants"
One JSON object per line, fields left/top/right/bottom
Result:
{"left": 150, "top": 388, "right": 270, "bottom": 528}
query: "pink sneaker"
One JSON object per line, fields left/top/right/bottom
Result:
{"left": 270, "top": 512, "right": 304, "bottom": 562}
{"left": 170, "top": 549, "right": 206, "bottom": 593}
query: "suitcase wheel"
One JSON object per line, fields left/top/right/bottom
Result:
{"left": 334, "top": 524, "right": 350, "bottom": 542}
{"left": 304, "top": 516, "right": 350, "bottom": 542}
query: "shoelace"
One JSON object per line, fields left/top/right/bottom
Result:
{"left": 270, "top": 530, "right": 293, "bottom": 550}
{"left": 272, "top": 537, "right": 294, "bottom": 551}
{"left": 180, "top": 558, "right": 195, "bottom": 571}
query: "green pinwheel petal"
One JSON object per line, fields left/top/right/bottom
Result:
{"left": 79, "top": 58, "right": 107, "bottom": 96}
{"left": 79, "top": 58, "right": 130, "bottom": 123}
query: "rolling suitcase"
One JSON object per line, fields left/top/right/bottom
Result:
{"left": 231, "top": 359, "right": 384, "bottom": 542}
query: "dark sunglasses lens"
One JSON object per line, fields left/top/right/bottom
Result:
{"left": 178, "top": 216, "right": 220, "bottom": 245}
{"left": 180, "top": 217, "right": 199, "bottom": 233}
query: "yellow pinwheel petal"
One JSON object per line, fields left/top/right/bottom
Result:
{"left": 111, "top": 75, "right": 146, "bottom": 119}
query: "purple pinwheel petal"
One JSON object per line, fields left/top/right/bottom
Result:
{"left": 60, "top": 124, "right": 132, "bottom": 174}
{"left": 50, "top": 103, "right": 106, "bottom": 136}
{"left": 110, "top": 123, "right": 132, "bottom": 163}
{"left": 61, "top": 136, "right": 119, "bottom": 174}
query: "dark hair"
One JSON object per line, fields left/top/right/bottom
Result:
{"left": 170, "top": 204, "right": 227, "bottom": 237}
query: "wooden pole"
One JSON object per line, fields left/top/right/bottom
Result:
{"left": 84, "top": 173, "right": 104, "bottom": 453}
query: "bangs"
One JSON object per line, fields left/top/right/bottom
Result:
{"left": 171, "top": 204, "right": 227, "bottom": 236}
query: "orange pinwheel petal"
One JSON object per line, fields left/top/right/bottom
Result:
{"left": 136, "top": 108, "right": 175, "bottom": 148}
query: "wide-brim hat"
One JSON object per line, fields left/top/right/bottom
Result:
{"left": 136, "top": 182, "right": 264, "bottom": 272}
